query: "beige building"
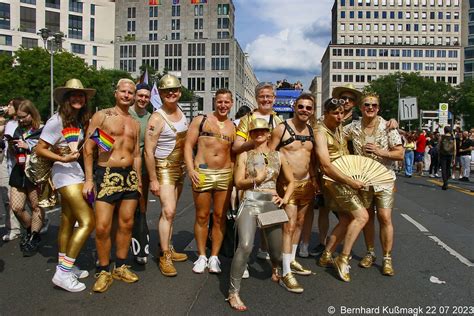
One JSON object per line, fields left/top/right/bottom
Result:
{"left": 0, "top": 0, "right": 115, "bottom": 69}
{"left": 321, "top": 0, "right": 464, "bottom": 101}
{"left": 308, "top": 75, "right": 323, "bottom": 118}
{"left": 114, "top": 0, "right": 257, "bottom": 115}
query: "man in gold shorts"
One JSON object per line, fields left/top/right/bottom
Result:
{"left": 269, "top": 93, "right": 317, "bottom": 293}
{"left": 144, "top": 74, "right": 188, "bottom": 277}
{"left": 314, "top": 97, "right": 367, "bottom": 282}
{"left": 83, "top": 78, "right": 141, "bottom": 292}
{"left": 184, "top": 88, "right": 235, "bottom": 274}
{"left": 344, "top": 92, "right": 403, "bottom": 276}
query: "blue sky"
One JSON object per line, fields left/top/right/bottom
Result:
{"left": 233, "top": 0, "right": 334, "bottom": 90}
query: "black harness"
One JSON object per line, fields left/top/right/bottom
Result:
{"left": 198, "top": 115, "right": 233, "bottom": 143}
{"left": 277, "top": 120, "right": 315, "bottom": 150}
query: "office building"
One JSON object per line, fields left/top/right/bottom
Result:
{"left": 114, "top": 0, "right": 258, "bottom": 114}
{"left": 321, "top": 0, "right": 464, "bottom": 101}
{"left": 464, "top": 0, "right": 473, "bottom": 79}
{"left": 0, "top": 0, "right": 115, "bottom": 69}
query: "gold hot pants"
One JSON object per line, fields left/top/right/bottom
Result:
{"left": 155, "top": 158, "right": 185, "bottom": 185}
{"left": 322, "top": 180, "right": 365, "bottom": 213}
{"left": 192, "top": 167, "right": 233, "bottom": 192}
{"left": 359, "top": 187, "right": 394, "bottom": 209}
{"left": 277, "top": 179, "right": 315, "bottom": 206}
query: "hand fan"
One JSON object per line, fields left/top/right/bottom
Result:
{"left": 61, "top": 127, "right": 81, "bottom": 152}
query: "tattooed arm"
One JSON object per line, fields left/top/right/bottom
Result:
{"left": 144, "top": 112, "right": 164, "bottom": 196}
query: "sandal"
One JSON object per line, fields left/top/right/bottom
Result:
{"left": 226, "top": 293, "right": 247, "bottom": 312}
{"left": 271, "top": 267, "right": 280, "bottom": 282}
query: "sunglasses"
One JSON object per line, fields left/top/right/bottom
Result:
{"left": 363, "top": 103, "right": 379, "bottom": 108}
{"left": 331, "top": 98, "right": 346, "bottom": 105}
{"left": 161, "top": 88, "right": 180, "bottom": 94}
{"left": 340, "top": 96, "right": 356, "bottom": 102}
{"left": 17, "top": 113, "right": 31, "bottom": 120}
{"left": 297, "top": 104, "right": 313, "bottom": 111}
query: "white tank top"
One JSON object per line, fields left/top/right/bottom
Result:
{"left": 154, "top": 108, "right": 188, "bottom": 159}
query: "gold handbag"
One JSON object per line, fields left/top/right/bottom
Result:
{"left": 257, "top": 208, "right": 289, "bottom": 228}
{"left": 25, "top": 148, "right": 53, "bottom": 185}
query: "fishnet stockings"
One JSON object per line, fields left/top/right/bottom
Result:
{"left": 10, "top": 186, "right": 42, "bottom": 233}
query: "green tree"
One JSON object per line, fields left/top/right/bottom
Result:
{"left": 364, "top": 72, "right": 456, "bottom": 129}
{"left": 453, "top": 79, "right": 474, "bottom": 129}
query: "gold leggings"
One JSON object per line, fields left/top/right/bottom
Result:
{"left": 58, "top": 183, "right": 95, "bottom": 259}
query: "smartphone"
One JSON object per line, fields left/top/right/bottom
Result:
{"left": 199, "top": 163, "right": 208, "bottom": 169}
{"left": 86, "top": 191, "right": 95, "bottom": 205}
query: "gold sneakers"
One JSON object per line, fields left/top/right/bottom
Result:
{"left": 382, "top": 256, "right": 395, "bottom": 276}
{"left": 279, "top": 272, "right": 304, "bottom": 293}
{"left": 334, "top": 254, "right": 351, "bottom": 282}
{"left": 290, "top": 260, "right": 312, "bottom": 276}
{"left": 160, "top": 250, "right": 177, "bottom": 277}
{"left": 170, "top": 246, "right": 188, "bottom": 262}
{"left": 359, "top": 251, "right": 376, "bottom": 268}
{"left": 318, "top": 250, "right": 334, "bottom": 268}
{"left": 112, "top": 264, "right": 139, "bottom": 283}
{"left": 93, "top": 271, "right": 113, "bottom": 293}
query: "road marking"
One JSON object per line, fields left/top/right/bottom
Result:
{"left": 427, "top": 179, "right": 474, "bottom": 196}
{"left": 401, "top": 213, "right": 474, "bottom": 268}
{"left": 400, "top": 213, "right": 429, "bottom": 232}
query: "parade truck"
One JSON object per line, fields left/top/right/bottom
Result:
{"left": 273, "top": 88, "right": 302, "bottom": 119}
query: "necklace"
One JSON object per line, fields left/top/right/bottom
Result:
{"left": 217, "top": 121, "right": 225, "bottom": 129}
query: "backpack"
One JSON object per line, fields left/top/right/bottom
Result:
{"left": 439, "top": 135, "right": 454, "bottom": 156}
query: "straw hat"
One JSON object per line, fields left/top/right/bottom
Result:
{"left": 158, "top": 74, "right": 182, "bottom": 90}
{"left": 331, "top": 83, "right": 362, "bottom": 101}
{"left": 249, "top": 118, "right": 270, "bottom": 132}
{"left": 53, "top": 78, "right": 96, "bottom": 105}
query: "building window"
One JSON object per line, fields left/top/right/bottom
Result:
{"left": 71, "top": 43, "right": 85, "bottom": 54}
{"left": 188, "top": 58, "right": 205, "bottom": 71}
{"left": 212, "top": 43, "right": 230, "bottom": 55}
{"left": 217, "top": 18, "right": 229, "bottom": 29}
{"left": 68, "top": 15, "right": 82, "bottom": 39}
{"left": 21, "top": 0, "right": 36, "bottom": 4}
{"left": 356, "top": 48, "right": 365, "bottom": 56}
{"left": 21, "top": 37, "right": 37, "bottom": 48}
{"left": 164, "top": 58, "right": 181, "bottom": 71}
{"left": 69, "top": 0, "right": 83, "bottom": 13}
{"left": 164, "top": 43, "right": 182, "bottom": 57}
{"left": 402, "top": 62, "right": 411, "bottom": 70}
{"left": 211, "top": 77, "right": 229, "bottom": 91}
{"left": 149, "top": 6, "right": 158, "bottom": 18}
{"left": 344, "top": 75, "right": 354, "bottom": 82}
{"left": 149, "top": 20, "right": 158, "bottom": 31}
{"left": 0, "top": 34, "right": 12, "bottom": 46}
{"left": 171, "top": 32, "right": 180, "bottom": 40}
{"left": 187, "top": 77, "right": 205, "bottom": 92}
{"left": 172, "top": 19, "right": 180, "bottom": 30}
{"left": 332, "top": 48, "right": 342, "bottom": 56}
{"left": 368, "top": 48, "right": 376, "bottom": 56}
{"left": 172, "top": 5, "right": 180, "bottom": 16}
{"left": 45, "top": 0, "right": 60, "bottom": 9}
{"left": 127, "top": 20, "right": 136, "bottom": 33}
{"left": 194, "top": 18, "right": 203, "bottom": 30}
{"left": 90, "top": 17, "right": 95, "bottom": 41}
{"left": 356, "top": 62, "right": 365, "bottom": 69}
{"left": 20, "top": 6, "right": 36, "bottom": 33}
{"left": 188, "top": 43, "right": 205, "bottom": 56}
{"left": 45, "top": 11, "right": 60, "bottom": 33}
{"left": 217, "top": 4, "right": 229, "bottom": 15}
{"left": 127, "top": 7, "right": 136, "bottom": 19}
{"left": 211, "top": 57, "right": 229, "bottom": 70}
{"left": 0, "top": 3, "right": 10, "bottom": 30}
{"left": 194, "top": 4, "right": 204, "bottom": 16}
{"left": 344, "top": 48, "right": 353, "bottom": 56}
{"left": 119, "top": 45, "right": 137, "bottom": 72}
{"left": 142, "top": 44, "right": 159, "bottom": 70}
{"left": 344, "top": 61, "right": 354, "bottom": 69}
{"left": 332, "top": 61, "right": 342, "bottom": 69}
{"left": 92, "top": 46, "right": 97, "bottom": 56}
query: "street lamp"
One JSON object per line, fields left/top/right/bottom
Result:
{"left": 38, "top": 28, "right": 64, "bottom": 117}
{"left": 396, "top": 76, "right": 405, "bottom": 123}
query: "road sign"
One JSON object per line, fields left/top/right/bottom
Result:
{"left": 439, "top": 103, "right": 449, "bottom": 126}
{"left": 399, "top": 97, "right": 418, "bottom": 121}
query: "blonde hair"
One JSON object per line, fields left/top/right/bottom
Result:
{"left": 116, "top": 78, "right": 136, "bottom": 90}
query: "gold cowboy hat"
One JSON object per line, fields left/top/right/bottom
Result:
{"left": 331, "top": 83, "right": 362, "bottom": 102}
{"left": 158, "top": 74, "right": 182, "bottom": 89}
{"left": 53, "top": 78, "right": 96, "bottom": 105}
{"left": 248, "top": 118, "right": 270, "bottom": 132}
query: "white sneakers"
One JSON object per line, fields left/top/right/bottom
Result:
{"left": 52, "top": 266, "right": 86, "bottom": 292}
{"left": 242, "top": 265, "right": 250, "bottom": 279}
{"left": 298, "top": 243, "right": 309, "bottom": 258}
{"left": 71, "top": 265, "right": 89, "bottom": 279}
{"left": 257, "top": 248, "right": 270, "bottom": 260}
{"left": 192, "top": 255, "right": 222, "bottom": 274}
{"left": 193, "top": 256, "right": 208, "bottom": 274}
{"left": 208, "top": 256, "right": 221, "bottom": 274}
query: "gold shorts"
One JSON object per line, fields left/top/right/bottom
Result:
{"left": 359, "top": 187, "right": 394, "bottom": 209}
{"left": 278, "top": 179, "right": 315, "bottom": 206}
{"left": 155, "top": 158, "right": 185, "bottom": 186}
{"left": 322, "top": 180, "right": 365, "bottom": 213}
{"left": 192, "top": 167, "right": 233, "bottom": 192}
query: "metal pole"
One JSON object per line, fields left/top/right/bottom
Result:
{"left": 50, "top": 42, "right": 54, "bottom": 117}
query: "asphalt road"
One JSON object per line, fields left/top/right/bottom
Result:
{"left": 0, "top": 174, "right": 473, "bottom": 315}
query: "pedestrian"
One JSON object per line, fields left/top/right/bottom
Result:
{"left": 428, "top": 131, "right": 440, "bottom": 178}
{"left": 269, "top": 93, "right": 317, "bottom": 293}
{"left": 8, "top": 100, "right": 43, "bottom": 256}
{"left": 129, "top": 82, "right": 152, "bottom": 265}
{"left": 438, "top": 126, "right": 456, "bottom": 190}
{"left": 414, "top": 130, "right": 427, "bottom": 176}
{"left": 403, "top": 133, "right": 416, "bottom": 177}
{"left": 36, "top": 78, "right": 96, "bottom": 292}
{"left": 184, "top": 88, "right": 235, "bottom": 274}
{"left": 144, "top": 74, "right": 188, "bottom": 277}
{"left": 227, "top": 118, "right": 294, "bottom": 312}
{"left": 452, "top": 128, "right": 462, "bottom": 179}
{"left": 315, "top": 98, "right": 367, "bottom": 282}
{"left": 0, "top": 97, "right": 24, "bottom": 241}
{"left": 344, "top": 92, "right": 404, "bottom": 276}
{"left": 83, "top": 78, "right": 141, "bottom": 293}
{"left": 458, "top": 130, "right": 473, "bottom": 181}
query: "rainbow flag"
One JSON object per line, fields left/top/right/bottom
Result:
{"left": 191, "top": 0, "right": 207, "bottom": 3}
{"left": 149, "top": 0, "right": 161, "bottom": 5}
{"left": 90, "top": 128, "right": 115, "bottom": 152}
{"left": 62, "top": 127, "right": 81, "bottom": 143}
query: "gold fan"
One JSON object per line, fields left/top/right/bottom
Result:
{"left": 323, "top": 155, "right": 395, "bottom": 186}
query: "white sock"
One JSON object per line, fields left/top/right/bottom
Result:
{"left": 282, "top": 253, "right": 292, "bottom": 276}
{"left": 291, "top": 244, "right": 298, "bottom": 261}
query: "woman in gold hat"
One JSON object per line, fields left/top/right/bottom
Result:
{"left": 36, "top": 78, "right": 96, "bottom": 292}
{"left": 227, "top": 118, "right": 294, "bottom": 312}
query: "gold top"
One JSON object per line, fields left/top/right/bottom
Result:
{"left": 315, "top": 121, "right": 348, "bottom": 162}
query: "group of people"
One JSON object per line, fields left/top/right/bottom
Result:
{"left": 402, "top": 126, "right": 473, "bottom": 190}
{"left": 1, "top": 77, "right": 414, "bottom": 311}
